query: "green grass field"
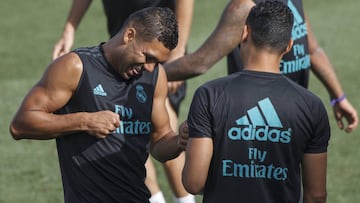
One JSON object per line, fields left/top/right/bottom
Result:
{"left": 1, "top": 0, "right": 359, "bottom": 202}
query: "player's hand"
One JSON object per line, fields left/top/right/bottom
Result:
{"left": 86, "top": 110, "right": 120, "bottom": 139}
{"left": 178, "top": 120, "right": 189, "bottom": 150}
{"left": 333, "top": 99, "right": 358, "bottom": 133}
{"left": 52, "top": 30, "right": 75, "bottom": 60}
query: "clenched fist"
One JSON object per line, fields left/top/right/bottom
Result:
{"left": 85, "top": 110, "right": 120, "bottom": 139}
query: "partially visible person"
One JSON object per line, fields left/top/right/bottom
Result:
{"left": 183, "top": 2, "right": 330, "bottom": 202}
{"left": 164, "top": 0, "right": 358, "bottom": 133}
{"left": 52, "top": 1, "right": 195, "bottom": 202}
{"left": 10, "top": 7, "right": 188, "bottom": 203}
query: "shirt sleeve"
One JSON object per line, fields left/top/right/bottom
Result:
{"left": 304, "top": 98, "right": 331, "bottom": 153}
{"left": 187, "top": 86, "right": 213, "bottom": 138}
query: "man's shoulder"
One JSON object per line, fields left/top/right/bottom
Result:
{"left": 73, "top": 44, "right": 103, "bottom": 57}
{"left": 202, "top": 73, "right": 239, "bottom": 88}
{"left": 284, "top": 76, "right": 325, "bottom": 107}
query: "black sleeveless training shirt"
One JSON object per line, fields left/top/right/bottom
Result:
{"left": 55, "top": 44, "right": 158, "bottom": 203}
{"left": 227, "top": 0, "right": 310, "bottom": 88}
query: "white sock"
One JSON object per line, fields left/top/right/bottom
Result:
{"left": 174, "top": 194, "right": 196, "bottom": 203}
{"left": 149, "top": 191, "right": 166, "bottom": 203}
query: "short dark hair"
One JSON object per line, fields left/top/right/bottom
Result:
{"left": 246, "top": 1, "right": 294, "bottom": 53}
{"left": 124, "top": 7, "right": 178, "bottom": 50}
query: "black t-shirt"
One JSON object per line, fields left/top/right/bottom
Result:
{"left": 227, "top": 0, "right": 310, "bottom": 88}
{"left": 187, "top": 71, "right": 330, "bottom": 203}
{"left": 55, "top": 44, "right": 158, "bottom": 203}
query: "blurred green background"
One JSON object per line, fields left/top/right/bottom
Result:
{"left": 1, "top": 0, "right": 359, "bottom": 202}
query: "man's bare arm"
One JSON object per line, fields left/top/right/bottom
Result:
{"left": 165, "top": 0, "right": 254, "bottom": 81}
{"left": 9, "top": 53, "right": 120, "bottom": 140}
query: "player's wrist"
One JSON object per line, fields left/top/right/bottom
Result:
{"left": 330, "top": 94, "right": 346, "bottom": 106}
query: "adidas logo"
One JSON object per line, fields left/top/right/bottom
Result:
{"left": 227, "top": 98, "right": 292, "bottom": 144}
{"left": 93, "top": 84, "right": 107, "bottom": 96}
{"left": 288, "top": 0, "right": 303, "bottom": 25}
{"left": 288, "top": 0, "right": 307, "bottom": 41}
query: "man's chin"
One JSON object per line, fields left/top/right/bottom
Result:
{"left": 121, "top": 73, "right": 130, "bottom": 80}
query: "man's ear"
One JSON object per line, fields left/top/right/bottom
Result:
{"left": 123, "top": 27, "right": 136, "bottom": 43}
{"left": 284, "top": 39, "right": 293, "bottom": 55}
{"left": 241, "top": 25, "right": 249, "bottom": 43}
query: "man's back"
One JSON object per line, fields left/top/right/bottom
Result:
{"left": 187, "top": 71, "right": 330, "bottom": 202}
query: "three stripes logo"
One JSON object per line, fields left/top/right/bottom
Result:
{"left": 288, "top": 0, "right": 307, "bottom": 41}
{"left": 93, "top": 84, "right": 107, "bottom": 96}
{"left": 228, "top": 98, "right": 292, "bottom": 144}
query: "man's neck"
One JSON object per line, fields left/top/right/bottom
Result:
{"left": 242, "top": 51, "right": 282, "bottom": 73}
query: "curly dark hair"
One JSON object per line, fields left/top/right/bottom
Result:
{"left": 124, "top": 7, "right": 179, "bottom": 50}
{"left": 246, "top": 1, "right": 294, "bottom": 53}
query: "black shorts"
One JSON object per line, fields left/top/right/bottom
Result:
{"left": 227, "top": 47, "right": 243, "bottom": 74}
{"left": 167, "top": 81, "right": 186, "bottom": 115}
